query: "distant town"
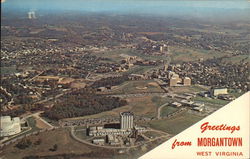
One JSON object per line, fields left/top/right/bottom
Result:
{"left": 1, "top": 7, "right": 249, "bottom": 159}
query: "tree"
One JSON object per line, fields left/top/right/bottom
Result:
{"left": 16, "top": 138, "right": 32, "bottom": 149}
{"left": 49, "top": 144, "right": 58, "bottom": 151}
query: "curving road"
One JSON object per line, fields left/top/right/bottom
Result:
{"left": 157, "top": 102, "right": 169, "bottom": 119}
{"left": 70, "top": 126, "right": 171, "bottom": 149}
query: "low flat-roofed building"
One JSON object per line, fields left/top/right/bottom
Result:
{"left": 92, "top": 138, "right": 105, "bottom": 145}
{"left": 180, "top": 100, "right": 194, "bottom": 106}
{"left": 128, "top": 74, "right": 145, "bottom": 80}
{"left": 171, "top": 102, "right": 182, "bottom": 107}
{"left": 0, "top": 116, "right": 21, "bottom": 137}
{"left": 106, "top": 135, "right": 119, "bottom": 145}
{"left": 192, "top": 102, "right": 204, "bottom": 107}
{"left": 210, "top": 88, "right": 228, "bottom": 96}
{"left": 218, "top": 94, "right": 235, "bottom": 101}
{"left": 192, "top": 106, "right": 204, "bottom": 112}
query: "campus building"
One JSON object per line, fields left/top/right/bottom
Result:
{"left": 0, "top": 116, "right": 21, "bottom": 137}
{"left": 120, "top": 112, "right": 134, "bottom": 130}
{"left": 210, "top": 88, "right": 228, "bottom": 96}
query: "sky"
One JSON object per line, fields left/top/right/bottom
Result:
{"left": 1, "top": 0, "right": 250, "bottom": 20}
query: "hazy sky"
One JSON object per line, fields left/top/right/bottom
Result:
{"left": 2, "top": 0, "right": 250, "bottom": 20}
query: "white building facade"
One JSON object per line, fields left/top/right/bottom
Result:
{"left": 120, "top": 112, "right": 134, "bottom": 130}
{"left": 0, "top": 116, "right": 21, "bottom": 137}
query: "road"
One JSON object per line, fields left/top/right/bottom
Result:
{"left": 21, "top": 111, "right": 54, "bottom": 129}
{"left": 157, "top": 102, "right": 169, "bottom": 119}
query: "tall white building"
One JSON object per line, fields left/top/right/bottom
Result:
{"left": 0, "top": 116, "right": 21, "bottom": 137}
{"left": 28, "top": 11, "right": 36, "bottom": 19}
{"left": 120, "top": 112, "right": 134, "bottom": 130}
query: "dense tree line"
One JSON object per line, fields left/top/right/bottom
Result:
{"left": 43, "top": 88, "right": 127, "bottom": 120}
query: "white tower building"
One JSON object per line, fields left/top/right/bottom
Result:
{"left": 120, "top": 112, "right": 134, "bottom": 130}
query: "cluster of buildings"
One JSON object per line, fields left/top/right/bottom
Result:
{"left": 199, "top": 88, "right": 235, "bottom": 101}
{"left": 0, "top": 116, "right": 21, "bottom": 137}
{"left": 164, "top": 64, "right": 191, "bottom": 87}
{"left": 136, "top": 40, "right": 169, "bottom": 56}
{"left": 171, "top": 100, "right": 205, "bottom": 112}
{"left": 87, "top": 112, "right": 146, "bottom": 146}
{"left": 155, "top": 67, "right": 192, "bottom": 87}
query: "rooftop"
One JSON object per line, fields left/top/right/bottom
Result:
{"left": 120, "top": 112, "right": 134, "bottom": 116}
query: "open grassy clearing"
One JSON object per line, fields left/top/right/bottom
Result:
{"left": 74, "top": 128, "right": 89, "bottom": 140}
{"left": 147, "top": 111, "right": 203, "bottom": 135}
{"left": 151, "top": 96, "right": 172, "bottom": 107}
{"left": 124, "top": 65, "right": 156, "bottom": 74}
{"left": 228, "top": 89, "right": 245, "bottom": 98}
{"left": 194, "top": 96, "right": 229, "bottom": 106}
{"left": 34, "top": 117, "right": 51, "bottom": 129}
{"left": 1, "top": 128, "right": 93, "bottom": 159}
{"left": 26, "top": 117, "right": 41, "bottom": 132}
{"left": 96, "top": 48, "right": 167, "bottom": 62}
{"left": 1, "top": 66, "right": 18, "bottom": 75}
{"left": 170, "top": 85, "right": 208, "bottom": 94}
{"left": 109, "top": 80, "right": 164, "bottom": 94}
{"left": 144, "top": 131, "right": 164, "bottom": 139}
{"left": 161, "top": 106, "right": 178, "bottom": 117}
{"left": 222, "top": 55, "right": 249, "bottom": 64}
{"left": 169, "top": 46, "right": 228, "bottom": 63}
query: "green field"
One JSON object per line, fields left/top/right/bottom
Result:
{"left": 222, "top": 55, "right": 249, "bottom": 64}
{"left": 171, "top": 85, "right": 208, "bottom": 94}
{"left": 151, "top": 96, "right": 172, "bottom": 107}
{"left": 1, "top": 66, "right": 18, "bottom": 75}
{"left": 110, "top": 80, "right": 164, "bottom": 94}
{"left": 228, "top": 89, "right": 245, "bottom": 98}
{"left": 144, "top": 131, "right": 164, "bottom": 138}
{"left": 74, "top": 127, "right": 89, "bottom": 140}
{"left": 169, "top": 46, "right": 228, "bottom": 63}
{"left": 194, "top": 96, "right": 229, "bottom": 106}
{"left": 148, "top": 112, "right": 203, "bottom": 135}
{"left": 161, "top": 106, "right": 178, "bottom": 117}
{"left": 125, "top": 65, "right": 155, "bottom": 74}
{"left": 26, "top": 117, "right": 41, "bottom": 131}
{"left": 2, "top": 128, "right": 94, "bottom": 159}
{"left": 96, "top": 48, "right": 167, "bottom": 62}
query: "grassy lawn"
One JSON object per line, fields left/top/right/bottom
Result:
{"left": 110, "top": 80, "right": 164, "bottom": 94}
{"left": 151, "top": 96, "right": 172, "bottom": 107}
{"left": 222, "top": 55, "right": 249, "bottom": 64}
{"left": 144, "top": 131, "right": 164, "bottom": 138}
{"left": 125, "top": 65, "right": 155, "bottom": 74}
{"left": 194, "top": 96, "right": 229, "bottom": 106}
{"left": 128, "top": 96, "right": 157, "bottom": 118}
{"left": 170, "top": 85, "right": 208, "bottom": 94}
{"left": 1, "top": 66, "right": 18, "bottom": 75}
{"left": 26, "top": 117, "right": 41, "bottom": 132}
{"left": 2, "top": 128, "right": 93, "bottom": 159}
{"left": 148, "top": 112, "right": 203, "bottom": 135}
{"left": 96, "top": 48, "right": 167, "bottom": 62}
{"left": 161, "top": 106, "right": 178, "bottom": 117}
{"left": 228, "top": 89, "right": 245, "bottom": 98}
{"left": 170, "top": 46, "right": 228, "bottom": 63}
{"left": 74, "top": 128, "right": 89, "bottom": 140}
